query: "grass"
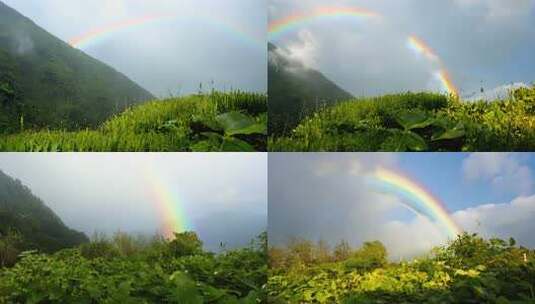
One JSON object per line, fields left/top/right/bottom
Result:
{"left": 269, "top": 86, "right": 535, "bottom": 152}
{"left": 0, "top": 91, "right": 267, "bottom": 152}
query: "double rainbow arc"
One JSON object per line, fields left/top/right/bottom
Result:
{"left": 368, "top": 167, "right": 461, "bottom": 239}
{"left": 268, "top": 6, "right": 459, "bottom": 96}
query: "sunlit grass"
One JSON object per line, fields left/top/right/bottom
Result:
{"left": 269, "top": 86, "right": 535, "bottom": 152}
{"left": 0, "top": 91, "right": 267, "bottom": 152}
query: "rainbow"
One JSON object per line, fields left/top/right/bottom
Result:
{"left": 435, "top": 69, "right": 459, "bottom": 96}
{"left": 407, "top": 36, "right": 439, "bottom": 62}
{"left": 268, "top": 6, "right": 382, "bottom": 40}
{"left": 368, "top": 167, "right": 461, "bottom": 239}
{"left": 69, "top": 14, "right": 263, "bottom": 50}
{"left": 268, "top": 6, "right": 459, "bottom": 96}
{"left": 143, "top": 166, "right": 190, "bottom": 239}
{"left": 407, "top": 35, "right": 459, "bottom": 96}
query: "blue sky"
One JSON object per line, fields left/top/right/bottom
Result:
{"left": 396, "top": 153, "right": 534, "bottom": 211}
{"left": 269, "top": 0, "right": 535, "bottom": 97}
{"left": 269, "top": 153, "right": 535, "bottom": 259}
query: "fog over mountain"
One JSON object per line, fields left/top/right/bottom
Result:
{"left": 3, "top": 0, "right": 267, "bottom": 96}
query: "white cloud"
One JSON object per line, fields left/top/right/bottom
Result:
{"left": 378, "top": 194, "right": 535, "bottom": 259}
{"left": 463, "top": 153, "right": 533, "bottom": 194}
{"left": 453, "top": 195, "right": 535, "bottom": 244}
{"left": 465, "top": 82, "right": 529, "bottom": 101}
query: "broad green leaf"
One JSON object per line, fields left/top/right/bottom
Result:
{"left": 215, "top": 112, "right": 265, "bottom": 136}
{"left": 221, "top": 137, "right": 256, "bottom": 152}
{"left": 432, "top": 123, "right": 466, "bottom": 141}
{"left": 396, "top": 111, "right": 435, "bottom": 130}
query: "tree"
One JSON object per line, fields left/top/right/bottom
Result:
{"left": 345, "top": 241, "right": 387, "bottom": 271}
{"left": 168, "top": 231, "right": 203, "bottom": 257}
{"left": 315, "top": 239, "right": 331, "bottom": 263}
{"left": 333, "top": 240, "right": 352, "bottom": 262}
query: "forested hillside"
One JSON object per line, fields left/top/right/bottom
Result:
{"left": 268, "top": 43, "right": 353, "bottom": 135}
{"left": 0, "top": 1, "right": 153, "bottom": 133}
{"left": 0, "top": 170, "right": 88, "bottom": 267}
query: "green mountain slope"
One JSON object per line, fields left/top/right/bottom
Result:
{"left": 268, "top": 42, "right": 353, "bottom": 135}
{"left": 0, "top": 1, "right": 153, "bottom": 133}
{"left": 0, "top": 170, "right": 88, "bottom": 256}
{"left": 0, "top": 91, "right": 267, "bottom": 152}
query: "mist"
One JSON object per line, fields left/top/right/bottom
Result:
{"left": 3, "top": 0, "right": 267, "bottom": 97}
{"left": 269, "top": 0, "right": 535, "bottom": 97}
{"left": 0, "top": 153, "right": 267, "bottom": 252}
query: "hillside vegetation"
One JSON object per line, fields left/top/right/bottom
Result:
{"left": 268, "top": 43, "right": 353, "bottom": 135}
{"left": 0, "top": 231, "right": 267, "bottom": 303}
{"left": 268, "top": 234, "right": 535, "bottom": 303}
{"left": 0, "top": 91, "right": 267, "bottom": 152}
{"left": 0, "top": 1, "right": 153, "bottom": 132}
{"left": 269, "top": 86, "right": 535, "bottom": 152}
{"left": 0, "top": 170, "right": 88, "bottom": 265}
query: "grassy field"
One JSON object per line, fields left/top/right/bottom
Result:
{"left": 268, "top": 234, "right": 535, "bottom": 303}
{"left": 0, "top": 231, "right": 267, "bottom": 303}
{"left": 269, "top": 86, "right": 535, "bottom": 152}
{"left": 0, "top": 91, "right": 267, "bottom": 152}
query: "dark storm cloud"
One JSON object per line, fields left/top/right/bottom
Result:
{"left": 269, "top": 0, "right": 535, "bottom": 96}
{"left": 3, "top": 0, "right": 266, "bottom": 96}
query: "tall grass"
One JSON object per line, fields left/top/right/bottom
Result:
{"left": 0, "top": 91, "right": 267, "bottom": 152}
{"left": 269, "top": 87, "right": 535, "bottom": 152}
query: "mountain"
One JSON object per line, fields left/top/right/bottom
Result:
{"left": 465, "top": 82, "right": 529, "bottom": 102}
{"left": 0, "top": 169, "right": 88, "bottom": 253}
{"left": 268, "top": 42, "right": 353, "bottom": 135}
{"left": 0, "top": 1, "right": 154, "bottom": 133}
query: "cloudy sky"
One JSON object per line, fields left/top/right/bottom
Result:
{"left": 0, "top": 153, "right": 267, "bottom": 251}
{"left": 269, "top": 153, "right": 535, "bottom": 260}
{"left": 3, "top": 0, "right": 266, "bottom": 96}
{"left": 269, "top": 0, "right": 535, "bottom": 97}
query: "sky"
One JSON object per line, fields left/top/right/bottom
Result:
{"left": 269, "top": 153, "right": 535, "bottom": 260}
{"left": 2, "top": 0, "right": 266, "bottom": 97}
{"left": 268, "top": 0, "right": 535, "bottom": 98}
{"left": 0, "top": 153, "right": 267, "bottom": 252}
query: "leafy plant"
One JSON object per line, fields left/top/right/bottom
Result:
{"left": 270, "top": 86, "right": 535, "bottom": 152}
{"left": 0, "top": 91, "right": 267, "bottom": 152}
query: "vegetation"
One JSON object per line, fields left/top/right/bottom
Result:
{"left": 0, "top": 91, "right": 267, "bottom": 151}
{"left": 269, "top": 86, "right": 535, "bottom": 152}
{"left": 268, "top": 43, "right": 353, "bottom": 135}
{"left": 268, "top": 234, "right": 535, "bottom": 303}
{"left": 0, "top": 231, "right": 267, "bottom": 303}
{"left": 0, "top": 170, "right": 88, "bottom": 263}
{"left": 0, "top": 1, "right": 153, "bottom": 132}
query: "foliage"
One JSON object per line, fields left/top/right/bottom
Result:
{"left": 268, "top": 43, "right": 353, "bottom": 135}
{"left": 0, "top": 231, "right": 267, "bottom": 303}
{"left": 268, "top": 234, "right": 535, "bottom": 303}
{"left": 0, "top": 91, "right": 267, "bottom": 152}
{"left": 269, "top": 86, "right": 535, "bottom": 152}
{"left": 0, "top": 170, "right": 88, "bottom": 257}
{"left": 0, "top": 2, "right": 153, "bottom": 132}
